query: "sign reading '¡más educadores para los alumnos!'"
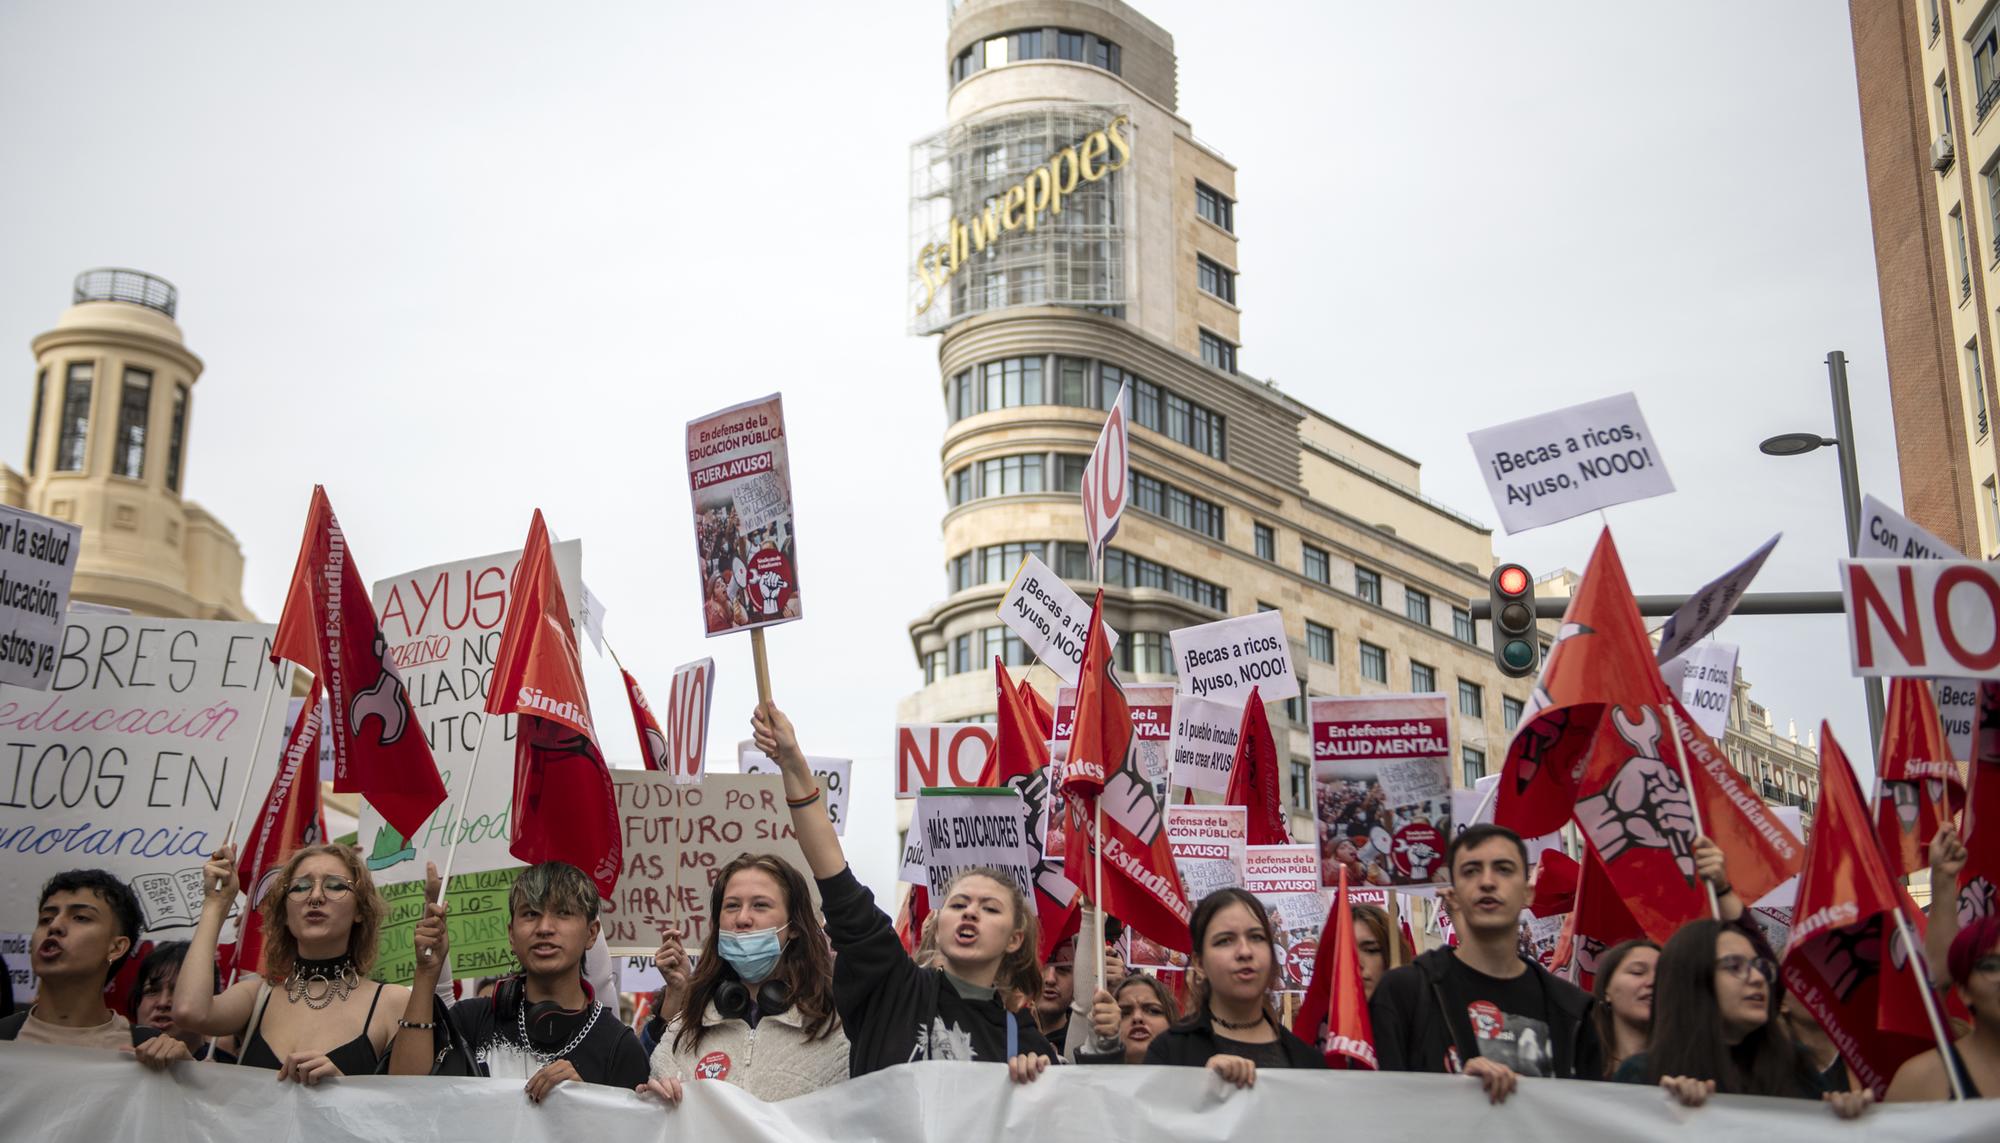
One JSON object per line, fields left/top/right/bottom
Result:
{"left": 1466, "top": 392, "right": 1675, "bottom": 534}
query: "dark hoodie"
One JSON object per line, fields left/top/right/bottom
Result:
{"left": 817, "top": 866, "right": 1053, "bottom": 1076}
{"left": 1369, "top": 947, "right": 1602, "bottom": 1079}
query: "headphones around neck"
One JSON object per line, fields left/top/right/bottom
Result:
{"left": 714, "top": 966, "right": 793, "bottom": 1020}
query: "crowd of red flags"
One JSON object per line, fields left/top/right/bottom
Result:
{"left": 224, "top": 686, "right": 328, "bottom": 983}
{"left": 271, "top": 486, "right": 447, "bottom": 841}
{"left": 484, "top": 510, "right": 622, "bottom": 900}
{"left": 1291, "top": 866, "right": 1376, "bottom": 1069}
{"left": 1874, "top": 677, "right": 1966, "bottom": 880}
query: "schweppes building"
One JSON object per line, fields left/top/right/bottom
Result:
{"left": 901, "top": 0, "right": 1550, "bottom": 837}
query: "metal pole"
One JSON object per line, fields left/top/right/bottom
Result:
{"left": 1828, "top": 350, "right": 1887, "bottom": 757}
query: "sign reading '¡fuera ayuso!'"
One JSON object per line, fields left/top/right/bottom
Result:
{"left": 913, "top": 115, "right": 1132, "bottom": 316}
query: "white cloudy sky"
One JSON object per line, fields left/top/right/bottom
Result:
{"left": 0, "top": 2, "right": 1895, "bottom": 896}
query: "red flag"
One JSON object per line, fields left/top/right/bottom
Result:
{"left": 1223, "top": 689, "right": 1289, "bottom": 847}
{"left": 1529, "top": 849, "right": 1580, "bottom": 918}
{"left": 1291, "top": 867, "right": 1376, "bottom": 1068}
{"left": 1549, "top": 848, "right": 1645, "bottom": 990}
{"left": 1961, "top": 681, "right": 2000, "bottom": 924}
{"left": 1781, "top": 724, "right": 1936, "bottom": 1097}
{"left": 896, "top": 884, "right": 929, "bottom": 955}
{"left": 228, "top": 683, "right": 327, "bottom": 983}
{"left": 621, "top": 670, "right": 670, "bottom": 772}
{"left": 271, "top": 486, "right": 445, "bottom": 840}
{"left": 1665, "top": 691, "right": 1800, "bottom": 908}
{"left": 1061, "top": 594, "right": 1194, "bottom": 953}
{"left": 485, "top": 511, "right": 621, "bottom": 899}
{"left": 1875, "top": 678, "right": 1967, "bottom": 880}
{"left": 988, "top": 659, "right": 1081, "bottom": 960}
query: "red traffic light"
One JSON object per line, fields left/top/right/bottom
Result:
{"left": 1496, "top": 565, "right": 1530, "bottom": 596}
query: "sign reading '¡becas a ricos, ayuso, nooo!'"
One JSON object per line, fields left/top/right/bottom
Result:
{"left": 913, "top": 115, "right": 1132, "bottom": 316}
{"left": 1466, "top": 392, "right": 1674, "bottom": 534}
{"left": 686, "top": 394, "right": 802, "bottom": 638}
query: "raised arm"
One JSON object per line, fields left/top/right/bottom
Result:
{"left": 172, "top": 844, "right": 260, "bottom": 1036}
{"left": 753, "top": 703, "right": 844, "bottom": 879}
{"left": 1926, "top": 826, "right": 1967, "bottom": 989}
{"left": 1691, "top": 836, "right": 1744, "bottom": 922}
{"left": 388, "top": 867, "right": 451, "bottom": 1077}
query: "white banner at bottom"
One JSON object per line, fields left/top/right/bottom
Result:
{"left": 0, "top": 1044, "right": 1989, "bottom": 1140}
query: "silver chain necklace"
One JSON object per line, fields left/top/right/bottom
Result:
{"left": 513, "top": 997, "right": 602, "bottom": 1068}
{"left": 286, "top": 956, "right": 360, "bottom": 1009}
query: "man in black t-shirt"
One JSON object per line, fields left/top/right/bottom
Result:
{"left": 1369, "top": 825, "right": 1602, "bottom": 1102}
{"left": 388, "top": 861, "right": 647, "bottom": 1098}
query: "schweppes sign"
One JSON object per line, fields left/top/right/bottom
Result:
{"left": 914, "top": 114, "right": 1132, "bottom": 316}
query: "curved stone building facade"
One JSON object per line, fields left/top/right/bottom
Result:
{"left": 3, "top": 269, "right": 252, "bottom": 620}
{"left": 902, "top": 0, "right": 1550, "bottom": 837}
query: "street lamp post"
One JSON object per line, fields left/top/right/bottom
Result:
{"left": 1758, "top": 351, "right": 1887, "bottom": 757}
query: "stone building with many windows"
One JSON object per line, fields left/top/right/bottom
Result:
{"left": 899, "top": 0, "right": 1555, "bottom": 838}
{"left": 2, "top": 269, "right": 253, "bottom": 620}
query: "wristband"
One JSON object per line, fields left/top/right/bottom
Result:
{"left": 1711, "top": 882, "right": 1734, "bottom": 897}
{"left": 397, "top": 1019, "right": 437, "bottom": 1031}
{"left": 786, "top": 787, "right": 823, "bottom": 809}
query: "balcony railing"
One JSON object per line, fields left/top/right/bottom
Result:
{"left": 72, "top": 268, "right": 177, "bottom": 318}
{"left": 1980, "top": 78, "right": 2000, "bottom": 123}
{"left": 1964, "top": 271, "right": 1974, "bottom": 303}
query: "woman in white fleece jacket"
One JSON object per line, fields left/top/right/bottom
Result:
{"left": 637, "top": 853, "right": 849, "bottom": 1105}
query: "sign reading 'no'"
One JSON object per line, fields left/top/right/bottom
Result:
{"left": 1080, "top": 381, "right": 1130, "bottom": 571}
{"left": 1842, "top": 559, "right": 2000, "bottom": 678}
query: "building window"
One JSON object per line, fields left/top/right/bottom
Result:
{"left": 1977, "top": 21, "right": 2000, "bottom": 121}
{"left": 1355, "top": 567, "right": 1381, "bottom": 606}
{"left": 1503, "top": 695, "right": 1524, "bottom": 732}
{"left": 972, "top": 354, "right": 1225, "bottom": 460}
{"left": 978, "top": 454, "right": 1044, "bottom": 496}
{"left": 1987, "top": 478, "right": 2000, "bottom": 549}
{"left": 984, "top": 625, "right": 1030, "bottom": 667}
{"left": 1359, "top": 642, "right": 1387, "bottom": 684}
{"left": 1987, "top": 167, "right": 2000, "bottom": 264}
{"left": 1302, "top": 544, "right": 1330, "bottom": 584}
{"left": 1254, "top": 523, "right": 1275, "bottom": 561}
{"left": 1121, "top": 630, "right": 1171, "bottom": 675}
{"left": 952, "top": 633, "right": 973, "bottom": 674}
{"left": 1091, "top": 37, "right": 1120, "bottom": 72}
{"left": 1132, "top": 471, "right": 1224, "bottom": 539}
{"left": 1054, "top": 453, "right": 1088, "bottom": 492}
{"left": 951, "top": 541, "right": 1049, "bottom": 592}
{"left": 1306, "top": 621, "right": 1335, "bottom": 664}
{"left": 1411, "top": 661, "right": 1436, "bottom": 692}
{"left": 1057, "top": 30, "right": 1085, "bottom": 60}
{"left": 1284, "top": 678, "right": 1306, "bottom": 724}
{"left": 1195, "top": 182, "right": 1234, "bottom": 232}
{"left": 1954, "top": 208, "right": 1973, "bottom": 302}
{"left": 1058, "top": 542, "right": 1228, "bottom": 611}
{"left": 1463, "top": 747, "right": 1487, "bottom": 787}
{"left": 1199, "top": 329, "right": 1238, "bottom": 373}
{"left": 954, "top": 27, "right": 1119, "bottom": 86}
{"left": 924, "top": 649, "right": 947, "bottom": 684}
{"left": 1971, "top": 339, "right": 1990, "bottom": 439}
{"left": 1197, "top": 256, "right": 1236, "bottom": 304}
{"left": 112, "top": 367, "right": 151, "bottom": 479}
{"left": 1290, "top": 759, "right": 1312, "bottom": 813}
{"left": 1405, "top": 588, "right": 1431, "bottom": 626}
{"left": 26, "top": 368, "right": 46, "bottom": 475}
{"left": 165, "top": 383, "right": 188, "bottom": 493}
{"left": 1452, "top": 606, "right": 1476, "bottom": 644}
{"left": 56, "top": 362, "right": 93, "bottom": 472}
{"left": 1459, "top": 680, "right": 1484, "bottom": 719}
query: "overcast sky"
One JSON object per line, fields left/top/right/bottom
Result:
{"left": 0, "top": 2, "right": 1894, "bottom": 896}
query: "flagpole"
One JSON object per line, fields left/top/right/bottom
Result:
{"left": 1094, "top": 800, "right": 1107, "bottom": 992}
{"left": 215, "top": 669, "right": 284, "bottom": 893}
{"left": 1890, "top": 906, "right": 1970, "bottom": 1101}
{"left": 435, "top": 711, "right": 496, "bottom": 908}
{"left": 1659, "top": 702, "right": 1720, "bottom": 918}
{"left": 749, "top": 628, "right": 774, "bottom": 707}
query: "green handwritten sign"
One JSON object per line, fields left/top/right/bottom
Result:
{"left": 373, "top": 867, "right": 521, "bottom": 985}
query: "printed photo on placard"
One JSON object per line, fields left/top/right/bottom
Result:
{"left": 1310, "top": 694, "right": 1453, "bottom": 888}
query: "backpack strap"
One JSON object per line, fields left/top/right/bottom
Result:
{"left": 237, "top": 981, "right": 274, "bottom": 1064}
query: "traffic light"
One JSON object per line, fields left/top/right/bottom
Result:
{"left": 1490, "top": 563, "right": 1538, "bottom": 678}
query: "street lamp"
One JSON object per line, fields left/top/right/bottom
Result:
{"left": 1758, "top": 351, "right": 1885, "bottom": 756}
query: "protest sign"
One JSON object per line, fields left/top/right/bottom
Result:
{"left": 1662, "top": 641, "right": 1739, "bottom": 740}
{"left": 1043, "top": 688, "right": 1076, "bottom": 862}
{"left": 1654, "top": 534, "right": 1779, "bottom": 663}
{"left": 903, "top": 789, "right": 1036, "bottom": 899}
{"left": 1168, "top": 692, "right": 1240, "bottom": 796}
{"left": 1246, "top": 844, "right": 1327, "bottom": 993}
{"left": 1169, "top": 610, "right": 1298, "bottom": 704}
{"left": 1167, "top": 805, "right": 1246, "bottom": 903}
{"left": 601, "top": 771, "right": 813, "bottom": 954}
{"left": 663, "top": 657, "right": 715, "bottom": 785}
{"left": 687, "top": 394, "right": 801, "bottom": 635}
{"left": 737, "top": 741, "right": 850, "bottom": 836}
{"left": 1938, "top": 679, "right": 1977, "bottom": 760}
{"left": 358, "top": 544, "right": 584, "bottom": 979}
{"left": 1467, "top": 392, "right": 1674, "bottom": 534}
{"left": 1311, "top": 694, "right": 1452, "bottom": 887}
{"left": 1, "top": 931, "right": 28, "bottom": 1005}
{"left": 894, "top": 722, "right": 994, "bottom": 798}
{"left": 1080, "top": 379, "right": 1130, "bottom": 571}
{"left": 998, "top": 554, "right": 1116, "bottom": 684}
{"left": 1841, "top": 559, "right": 2000, "bottom": 678}
{"left": 0, "top": 616, "right": 290, "bottom": 940}
{"left": 1128, "top": 683, "right": 1173, "bottom": 794}
{"left": 1861, "top": 493, "right": 1964, "bottom": 561}
{"left": 0, "top": 505, "right": 81, "bottom": 690}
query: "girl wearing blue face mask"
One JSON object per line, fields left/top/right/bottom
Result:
{"left": 636, "top": 853, "right": 849, "bottom": 1105}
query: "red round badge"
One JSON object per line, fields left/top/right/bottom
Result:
{"left": 695, "top": 1050, "right": 731, "bottom": 1081}
{"left": 744, "top": 548, "right": 795, "bottom": 615}
{"left": 1391, "top": 821, "right": 1447, "bottom": 880}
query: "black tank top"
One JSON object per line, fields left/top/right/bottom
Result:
{"left": 239, "top": 982, "right": 387, "bottom": 1076}
{"left": 1947, "top": 1041, "right": 1985, "bottom": 1100}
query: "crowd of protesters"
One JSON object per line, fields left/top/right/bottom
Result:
{"left": 4, "top": 700, "right": 1994, "bottom": 1122}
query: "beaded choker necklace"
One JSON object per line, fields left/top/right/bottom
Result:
{"left": 286, "top": 954, "right": 360, "bottom": 1009}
